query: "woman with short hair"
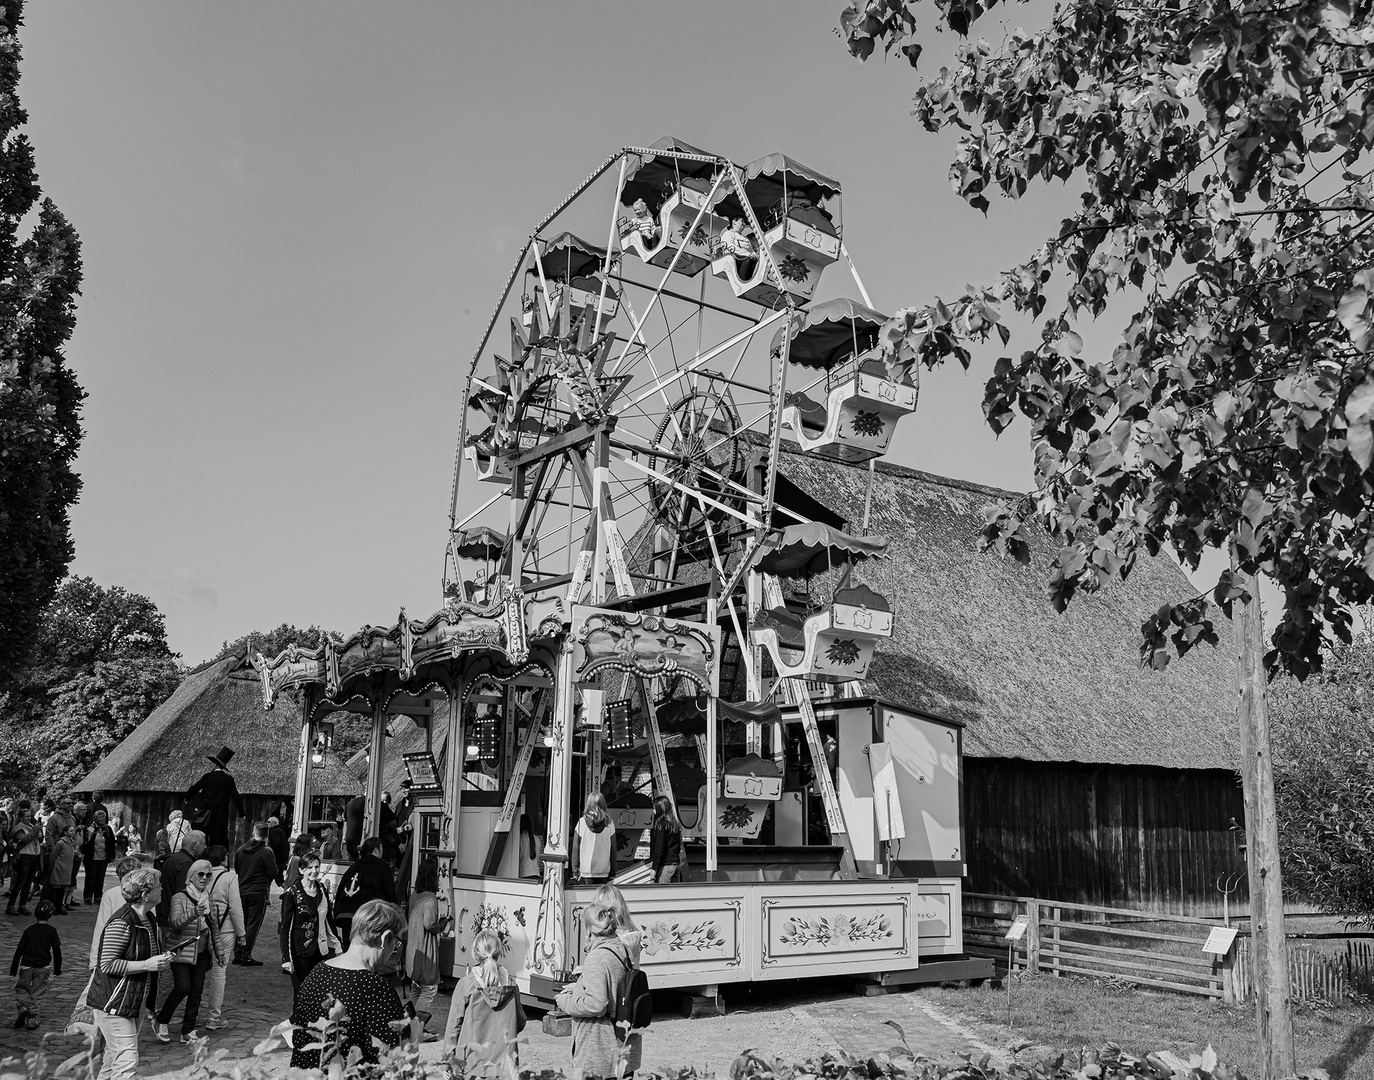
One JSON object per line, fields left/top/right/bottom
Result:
{"left": 289, "top": 899, "right": 410, "bottom": 1071}
{"left": 89, "top": 868, "right": 172, "bottom": 1080}
{"left": 279, "top": 852, "right": 341, "bottom": 996}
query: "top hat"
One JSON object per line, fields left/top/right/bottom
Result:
{"left": 207, "top": 746, "right": 235, "bottom": 770}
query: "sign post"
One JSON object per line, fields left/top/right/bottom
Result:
{"left": 1004, "top": 913, "right": 1030, "bottom": 1027}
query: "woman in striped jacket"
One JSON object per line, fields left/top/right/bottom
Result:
{"left": 89, "top": 868, "right": 171, "bottom": 1080}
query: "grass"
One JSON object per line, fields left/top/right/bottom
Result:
{"left": 921, "top": 972, "right": 1374, "bottom": 1080}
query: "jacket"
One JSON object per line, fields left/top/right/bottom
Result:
{"left": 279, "top": 881, "right": 339, "bottom": 965}
{"left": 8, "top": 818, "right": 39, "bottom": 858}
{"left": 554, "top": 936, "right": 641, "bottom": 1080}
{"left": 81, "top": 824, "right": 116, "bottom": 863}
{"left": 164, "top": 890, "right": 219, "bottom": 965}
{"left": 205, "top": 866, "right": 245, "bottom": 940}
{"left": 158, "top": 849, "right": 195, "bottom": 922}
{"left": 570, "top": 816, "right": 617, "bottom": 881}
{"left": 234, "top": 838, "right": 280, "bottom": 895}
{"left": 649, "top": 820, "right": 682, "bottom": 876}
{"left": 165, "top": 813, "right": 190, "bottom": 853}
{"left": 405, "top": 891, "right": 444, "bottom": 986}
{"left": 445, "top": 967, "right": 526, "bottom": 1067}
{"left": 47, "top": 837, "right": 75, "bottom": 885}
{"left": 90, "top": 905, "right": 159, "bottom": 1017}
{"left": 334, "top": 853, "right": 396, "bottom": 918}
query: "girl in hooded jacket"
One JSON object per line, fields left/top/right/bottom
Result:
{"left": 554, "top": 899, "right": 641, "bottom": 1080}
{"left": 569, "top": 793, "right": 617, "bottom": 885}
{"left": 445, "top": 929, "right": 525, "bottom": 1071}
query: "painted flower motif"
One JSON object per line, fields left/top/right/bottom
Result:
{"left": 472, "top": 903, "right": 511, "bottom": 952}
{"left": 679, "top": 222, "right": 710, "bottom": 248}
{"left": 777, "top": 912, "right": 893, "bottom": 948}
{"left": 642, "top": 919, "right": 724, "bottom": 956}
{"left": 851, "top": 409, "right": 885, "bottom": 437}
{"left": 720, "top": 803, "right": 756, "bottom": 829}
{"left": 831, "top": 914, "right": 854, "bottom": 942}
{"left": 778, "top": 255, "right": 810, "bottom": 283}
{"left": 825, "top": 639, "right": 861, "bottom": 665}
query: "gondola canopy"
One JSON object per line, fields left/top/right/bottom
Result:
{"left": 748, "top": 521, "right": 889, "bottom": 578}
{"left": 620, "top": 135, "right": 725, "bottom": 209}
{"left": 530, "top": 232, "right": 606, "bottom": 282}
{"left": 770, "top": 297, "right": 889, "bottom": 369}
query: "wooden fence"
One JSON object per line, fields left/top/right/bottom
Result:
{"left": 965, "top": 893, "right": 1374, "bottom": 1004}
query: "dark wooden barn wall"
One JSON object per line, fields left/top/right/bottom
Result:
{"left": 101, "top": 791, "right": 294, "bottom": 855}
{"left": 963, "top": 759, "right": 1248, "bottom": 917}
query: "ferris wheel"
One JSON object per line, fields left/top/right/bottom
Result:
{"left": 445, "top": 137, "right": 919, "bottom": 720}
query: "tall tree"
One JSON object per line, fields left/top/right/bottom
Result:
{"left": 0, "top": 577, "right": 179, "bottom": 793}
{"left": 835, "top": 1, "right": 1374, "bottom": 1073}
{"left": 0, "top": 0, "right": 84, "bottom": 681}
{"left": 1269, "top": 631, "right": 1374, "bottom": 923}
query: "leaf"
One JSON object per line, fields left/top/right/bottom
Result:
{"left": 1349, "top": 422, "right": 1374, "bottom": 471}
{"left": 1346, "top": 378, "right": 1374, "bottom": 423}
{"left": 1338, "top": 288, "right": 1374, "bottom": 351}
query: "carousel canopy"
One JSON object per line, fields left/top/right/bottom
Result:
{"left": 620, "top": 135, "right": 724, "bottom": 209}
{"left": 748, "top": 521, "right": 889, "bottom": 578}
{"left": 771, "top": 298, "right": 890, "bottom": 369}
{"left": 530, "top": 232, "right": 606, "bottom": 282}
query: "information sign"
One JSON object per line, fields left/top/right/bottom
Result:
{"left": 1202, "top": 926, "right": 1239, "bottom": 956}
{"left": 1004, "top": 914, "right": 1030, "bottom": 942}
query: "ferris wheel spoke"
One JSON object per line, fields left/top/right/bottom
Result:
{"left": 612, "top": 451, "right": 759, "bottom": 529}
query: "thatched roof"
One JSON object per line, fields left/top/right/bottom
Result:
{"left": 345, "top": 715, "right": 450, "bottom": 798}
{"left": 773, "top": 448, "right": 1238, "bottom": 771}
{"left": 78, "top": 655, "right": 359, "bottom": 797}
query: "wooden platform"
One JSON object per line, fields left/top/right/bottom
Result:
{"left": 852, "top": 956, "right": 995, "bottom": 995}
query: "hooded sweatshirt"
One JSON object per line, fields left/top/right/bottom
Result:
{"left": 571, "top": 814, "right": 617, "bottom": 881}
{"left": 444, "top": 964, "right": 526, "bottom": 1067}
{"left": 234, "top": 837, "right": 280, "bottom": 895}
{"left": 554, "top": 935, "right": 641, "bottom": 1080}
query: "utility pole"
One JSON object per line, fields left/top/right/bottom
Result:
{"left": 1232, "top": 547, "right": 1294, "bottom": 1080}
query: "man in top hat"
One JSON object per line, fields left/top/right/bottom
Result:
{"left": 185, "top": 747, "right": 247, "bottom": 849}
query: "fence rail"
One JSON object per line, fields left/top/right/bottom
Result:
{"left": 964, "top": 892, "right": 1374, "bottom": 1004}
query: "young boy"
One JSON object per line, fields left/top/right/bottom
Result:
{"left": 10, "top": 899, "right": 61, "bottom": 1030}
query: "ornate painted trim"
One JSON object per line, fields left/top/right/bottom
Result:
{"left": 251, "top": 587, "right": 567, "bottom": 710}
{"left": 571, "top": 608, "right": 718, "bottom": 693}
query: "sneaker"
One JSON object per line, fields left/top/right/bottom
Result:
{"left": 203, "top": 1019, "right": 229, "bottom": 1031}
{"left": 180, "top": 1030, "right": 200, "bottom": 1043}
{"left": 156, "top": 1023, "right": 171, "bottom": 1043}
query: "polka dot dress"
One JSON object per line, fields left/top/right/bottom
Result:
{"left": 289, "top": 961, "right": 406, "bottom": 1070}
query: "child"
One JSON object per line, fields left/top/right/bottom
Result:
{"left": 649, "top": 795, "right": 683, "bottom": 884}
{"left": 569, "top": 793, "right": 617, "bottom": 885}
{"left": 591, "top": 884, "right": 644, "bottom": 966}
{"left": 444, "top": 929, "right": 525, "bottom": 1072}
{"left": 405, "top": 857, "right": 447, "bottom": 1038}
{"left": 10, "top": 899, "right": 61, "bottom": 1030}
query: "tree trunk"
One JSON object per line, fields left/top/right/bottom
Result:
{"left": 1232, "top": 551, "right": 1295, "bottom": 1079}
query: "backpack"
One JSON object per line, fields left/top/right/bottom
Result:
{"left": 614, "top": 953, "right": 653, "bottom": 1030}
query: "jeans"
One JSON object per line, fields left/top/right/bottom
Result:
{"left": 6, "top": 854, "right": 39, "bottom": 911}
{"left": 84, "top": 859, "right": 109, "bottom": 903}
{"left": 239, "top": 891, "right": 268, "bottom": 958}
{"left": 157, "top": 951, "right": 211, "bottom": 1034}
{"left": 93, "top": 1010, "right": 140, "bottom": 1080}
{"left": 409, "top": 981, "right": 438, "bottom": 1027}
{"left": 656, "top": 863, "right": 680, "bottom": 884}
{"left": 14, "top": 965, "right": 50, "bottom": 1019}
{"left": 203, "top": 930, "right": 237, "bottom": 1024}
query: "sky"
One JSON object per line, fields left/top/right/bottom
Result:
{"left": 18, "top": 1, "right": 1238, "bottom": 665}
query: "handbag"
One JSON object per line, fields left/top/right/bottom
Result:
{"left": 65, "top": 971, "right": 96, "bottom": 1034}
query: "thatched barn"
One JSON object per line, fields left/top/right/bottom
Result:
{"left": 771, "top": 446, "right": 1244, "bottom": 917}
{"left": 77, "top": 652, "right": 358, "bottom": 851}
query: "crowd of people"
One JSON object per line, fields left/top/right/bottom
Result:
{"left": 2, "top": 760, "right": 663, "bottom": 1078}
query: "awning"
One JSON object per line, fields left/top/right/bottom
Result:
{"left": 452, "top": 526, "right": 506, "bottom": 560}
{"left": 655, "top": 696, "right": 783, "bottom": 735}
{"left": 620, "top": 136, "right": 725, "bottom": 209}
{"left": 771, "top": 297, "right": 890, "bottom": 369}
{"left": 529, "top": 232, "right": 606, "bottom": 282}
{"left": 748, "top": 521, "right": 889, "bottom": 578}
{"left": 717, "top": 152, "right": 842, "bottom": 222}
